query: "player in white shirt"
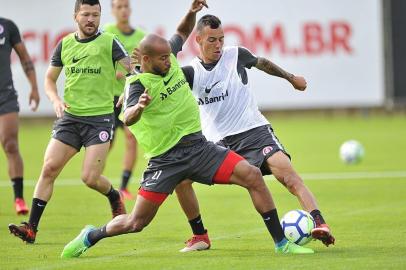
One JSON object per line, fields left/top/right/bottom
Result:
{"left": 175, "top": 14, "right": 335, "bottom": 251}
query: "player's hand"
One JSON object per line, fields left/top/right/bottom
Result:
{"left": 290, "top": 75, "right": 307, "bottom": 91}
{"left": 52, "top": 99, "right": 69, "bottom": 118}
{"left": 29, "top": 88, "right": 40, "bottom": 111}
{"left": 116, "top": 71, "right": 125, "bottom": 80}
{"left": 190, "top": 0, "right": 208, "bottom": 13}
{"left": 138, "top": 89, "right": 151, "bottom": 109}
{"left": 131, "top": 48, "right": 141, "bottom": 67}
{"left": 116, "top": 93, "right": 124, "bottom": 108}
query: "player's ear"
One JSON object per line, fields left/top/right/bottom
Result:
{"left": 142, "top": 55, "right": 150, "bottom": 64}
{"left": 196, "top": 34, "right": 202, "bottom": 45}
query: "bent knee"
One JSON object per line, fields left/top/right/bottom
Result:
{"left": 2, "top": 139, "right": 19, "bottom": 155}
{"left": 81, "top": 171, "right": 100, "bottom": 188}
{"left": 283, "top": 174, "right": 305, "bottom": 194}
{"left": 244, "top": 166, "right": 264, "bottom": 188}
{"left": 127, "top": 218, "right": 148, "bottom": 233}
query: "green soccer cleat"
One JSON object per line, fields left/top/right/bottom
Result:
{"left": 275, "top": 241, "right": 315, "bottom": 254}
{"left": 61, "top": 225, "right": 96, "bottom": 258}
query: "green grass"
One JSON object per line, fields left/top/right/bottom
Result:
{"left": 0, "top": 114, "right": 405, "bottom": 270}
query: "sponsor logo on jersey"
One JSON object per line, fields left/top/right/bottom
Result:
{"left": 72, "top": 55, "right": 89, "bottom": 63}
{"left": 197, "top": 90, "right": 229, "bottom": 105}
{"left": 160, "top": 78, "right": 187, "bottom": 101}
{"left": 67, "top": 66, "right": 102, "bottom": 75}
{"left": 163, "top": 74, "right": 174, "bottom": 86}
{"left": 204, "top": 80, "right": 221, "bottom": 94}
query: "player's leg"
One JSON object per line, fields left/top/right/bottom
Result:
{"left": 215, "top": 151, "right": 313, "bottom": 254}
{"left": 119, "top": 126, "right": 137, "bottom": 199}
{"left": 82, "top": 142, "right": 126, "bottom": 217}
{"left": 266, "top": 151, "right": 335, "bottom": 246}
{"left": 110, "top": 95, "right": 136, "bottom": 200}
{"left": 8, "top": 138, "right": 78, "bottom": 243}
{"left": 61, "top": 188, "right": 167, "bottom": 258}
{"left": 175, "top": 180, "right": 210, "bottom": 252}
{"left": 0, "top": 112, "right": 27, "bottom": 215}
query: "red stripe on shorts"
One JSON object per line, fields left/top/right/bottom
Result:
{"left": 213, "top": 151, "right": 244, "bottom": 184}
{"left": 138, "top": 188, "right": 168, "bottom": 205}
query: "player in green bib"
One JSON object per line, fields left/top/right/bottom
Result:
{"left": 9, "top": 0, "right": 132, "bottom": 244}
{"left": 62, "top": 0, "right": 314, "bottom": 258}
{"left": 103, "top": 0, "right": 146, "bottom": 200}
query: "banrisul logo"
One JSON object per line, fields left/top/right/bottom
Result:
{"left": 198, "top": 90, "right": 228, "bottom": 105}
{"left": 160, "top": 78, "right": 187, "bottom": 101}
{"left": 66, "top": 66, "right": 102, "bottom": 75}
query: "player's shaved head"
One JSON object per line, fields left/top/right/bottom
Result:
{"left": 138, "top": 34, "right": 172, "bottom": 76}
{"left": 139, "top": 34, "right": 170, "bottom": 56}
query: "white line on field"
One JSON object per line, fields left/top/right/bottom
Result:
{"left": 0, "top": 170, "right": 405, "bottom": 188}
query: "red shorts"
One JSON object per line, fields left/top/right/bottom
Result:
{"left": 212, "top": 151, "right": 244, "bottom": 184}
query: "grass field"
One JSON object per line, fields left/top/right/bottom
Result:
{"left": 0, "top": 113, "right": 405, "bottom": 270}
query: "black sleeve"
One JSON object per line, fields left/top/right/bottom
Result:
{"left": 169, "top": 34, "right": 184, "bottom": 56}
{"left": 51, "top": 40, "right": 63, "bottom": 67}
{"left": 238, "top": 47, "right": 258, "bottom": 69}
{"left": 112, "top": 37, "right": 128, "bottom": 63}
{"left": 8, "top": 19, "right": 22, "bottom": 46}
{"left": 124, "top": 80, "right": 145, "bottom": 110}
{"left": 181, "top": 66, "right": 194, "bottom": 89}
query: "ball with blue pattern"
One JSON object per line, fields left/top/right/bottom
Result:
{"left": 280, "top": 209, "right": 315, "bottom": 246}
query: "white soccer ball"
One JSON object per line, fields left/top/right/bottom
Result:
{"left": 280, "top": 210, "right": 315, "bottom": 246}
{"left": 339, "top": 140, "right": 365, "bottom": 164}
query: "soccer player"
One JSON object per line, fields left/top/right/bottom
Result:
{"left": 60, "top": 0, "right": 314, "bottom": 258}
{"left": 175, "top": 14, "right": 335, "bottom": 250}
{"left": 8, "top": 0, "right": 130, "bottom": 244}
{"left": 0, "top": 17, "right": 40, "bottom": 215}
{"left": 103, "top": 0, "right": 146, "bottom": 200}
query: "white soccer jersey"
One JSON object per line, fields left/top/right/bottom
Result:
{"left": 190, "top": 46, "right": 269, "bottom": 142}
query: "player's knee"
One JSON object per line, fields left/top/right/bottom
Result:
{"left": 127, "top": 216, "right": 148, "bottom": 233}
{"left": 284, "top": 173, "right": 304, "bottom": 195}
{"left": 81, "top": 171, "right": 99, "bottom": 188}
{"left": 2, "top": 138, "right": 19, "bottom": 155}
{"left": 244, "top": 166, "right": 264, "bottom": 189}
{"left": 41, "top": 161, "right": 60, "bottom": 179}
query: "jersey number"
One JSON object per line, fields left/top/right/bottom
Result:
{"left": 151, "top": 170, "right": 163, "bottom": 180}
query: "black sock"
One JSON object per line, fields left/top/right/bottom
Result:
{"left": 261, "top": 209, "right": 285, "bottom": 243}
{"left": 87, "top": 225, "right": 108, "bottom": 246}
{"left": 310, "top": 209, "right": 326, "bottom": 226}
{"left": 120, "top": 170, "right": 132, "bottom": 190}
{"left": 189, "top": 215, "right": 206, "bottom": 235}
{"left": 105, "top": 186, "right": 120, "bottom": 203}
{"left": 29, "top": 198, "right": 47, "bottom": 231}
{"left": 11, "top": 177, "right": 23, "bottom": 199}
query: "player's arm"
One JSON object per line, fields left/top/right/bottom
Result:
{"left": 113, "top": 37, "right": 133, "bottom": 75}
{"left": 123, "top": 81, "right": 151, "bottom": 126}
{"left": 11, "top": 20, "right": 40, "bottom": 111}
{"left": 44, "top": 66, "right": 68, "bottom": 118}
{"left": 45, "top": 41, "right": 69, "bottom": 118}
{"left": 175, "top": 0, "right": 208, "bottom": 42}
{"left": 255, "top": 56, "right": 307, "bottom": 91}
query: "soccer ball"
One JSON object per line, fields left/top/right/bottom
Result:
{"left": 280, "top": 210, "right": 315, "bottom": 246}
{"left": 339, "top": 140, "right": 365, "bottom": 164}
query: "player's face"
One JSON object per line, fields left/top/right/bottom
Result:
{"left": 112, "top": 0, "right": 131, "bottom": 23}
{"left": 75, "top": 4, "right": 101, "bottom": 37}
{"left": 197, "top": 26, "right": 225, "bottom": 63}
{"left": 145, "top": 43, "right": 172, "bottom": 76}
